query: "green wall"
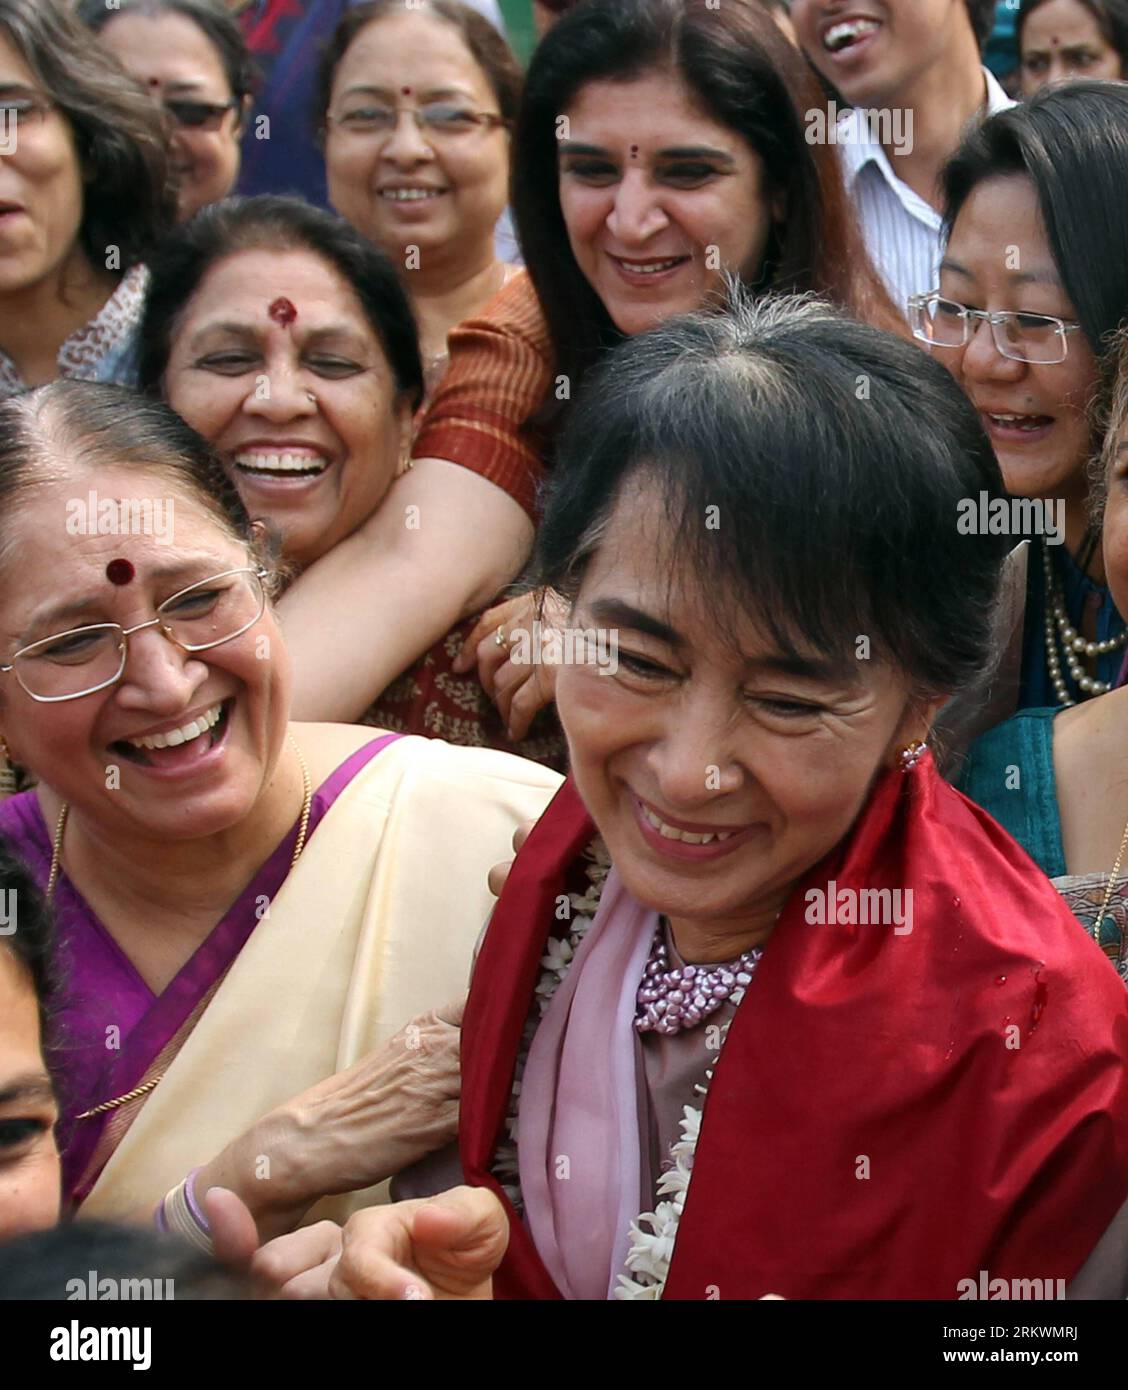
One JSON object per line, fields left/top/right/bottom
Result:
{"left": 499, "top": 0, "right": 537, "bottom": 65}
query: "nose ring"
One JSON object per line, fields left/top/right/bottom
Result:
{"left": 306, "top": 391, "right": 317, "bottom": 404}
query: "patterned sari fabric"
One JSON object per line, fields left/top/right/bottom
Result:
{"left": 0, "top": 266, "right": 149, "bottom": 402}
{"left": 412, "top": 270, "right": 554, "bottom": 521}
{"left": 362, "top": 616, "right": 567, "bottom": 772}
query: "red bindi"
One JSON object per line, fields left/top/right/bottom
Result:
{"left": 106, "top": 558, "right": 135, "bottom": 586}
{"left": 630, "top": 145, "right": 639, "bottom": 156}
{"left": 268, "top": 297, "right": 297, "bottom": 326}
{"left": 402, "top": 86, "right": 412, "bottom": 96}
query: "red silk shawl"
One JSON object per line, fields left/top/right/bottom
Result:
{"left": 460, "top": 754, "right": 1128, "bottom": 1299}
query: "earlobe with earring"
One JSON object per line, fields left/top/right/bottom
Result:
{"left": 898, "top": 740, "right": 928, "bottom": 771}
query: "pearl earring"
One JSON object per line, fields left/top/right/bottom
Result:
{"left": 898, "top": 740, "right": 927, "bottom": 770}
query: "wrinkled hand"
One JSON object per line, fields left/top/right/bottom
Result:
{"left": 199, "top": 998, "right": 465, "bottom": 1234}
{"left": 453, "top": 590, "right": 565, "bottom": 741}
{"left": 487, "top": 819, "right": 536, "bottom": 898}
{"left": 287, "top": 997, "right": 466, "bottom": 1198}
{"left": 330, "top": 1187, "right": 508, "bottom": 1301}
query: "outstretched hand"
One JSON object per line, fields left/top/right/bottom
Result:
{"left": 329, "top": 1186, "right": 508, "bottom": 1301}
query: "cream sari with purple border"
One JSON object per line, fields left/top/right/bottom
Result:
{"left": 0, "top": 732, "right": 561, "bottom": 1225}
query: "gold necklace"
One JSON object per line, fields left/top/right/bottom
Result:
{"left": 1092, "top": 811, "right": 1128, "bottom": 949}
{"left": 58, "top": 734, "right": 314, "bottom": 1122}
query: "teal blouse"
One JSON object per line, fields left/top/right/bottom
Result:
{"left": 958, "top": 706, "right": 1065, "bottom": 876}
{"left": 959, "top": 706, "right": 1125, "bottom": 960}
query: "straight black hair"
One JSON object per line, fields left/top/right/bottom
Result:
{"left": 942, "top": 80, "right": 1128, "bottom": 363}
{"left": 534, "top": 289, "right": 1010, "bottom": 697}
{"left": 512, "top": 0, "right": 897, "bottom": 415}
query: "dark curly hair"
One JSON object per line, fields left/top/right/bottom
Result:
{"left": 0, "top": 0, "right": 175, "bottom": 271}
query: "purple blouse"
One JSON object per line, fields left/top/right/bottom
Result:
{"left": 0, "top": 733, "right": 400, "bottom": 1205}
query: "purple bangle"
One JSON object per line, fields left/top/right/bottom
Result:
{"left": 183, "top": 1166, "right": 211, "bottom": 1235}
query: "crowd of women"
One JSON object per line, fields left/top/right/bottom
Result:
{"left": 1, "top": 0, "right": 1127, "bottom": 1302}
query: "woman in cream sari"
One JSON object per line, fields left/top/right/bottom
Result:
{"left": 0, "top": 380, "right": 559, "bottom": 1241}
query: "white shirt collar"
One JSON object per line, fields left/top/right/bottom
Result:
{"left": 838, "top": 67, "right": 1015, "bottom": 188}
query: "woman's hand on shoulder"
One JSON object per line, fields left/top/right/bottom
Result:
{"left": 195, "top": 998, "right": 465, "bottom": 1239}
{"left": 454, "top": 588, "right": 566, "bottom": 740}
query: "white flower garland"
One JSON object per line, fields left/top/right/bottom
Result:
{"left": 491, "top": 839, "right": 730, "bottom": 1301}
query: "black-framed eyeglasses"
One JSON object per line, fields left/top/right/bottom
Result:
{"left": 0, "top": 568, "right": 268, "bottom": 704}
{"left": 907, "top": 292, "right": 1082, "bottom": 365}
{"left": 325, "top": 102, "right": 509, "bottom": 139}
{"left": 164, "top": 98, "right": 239, "bottom": 131}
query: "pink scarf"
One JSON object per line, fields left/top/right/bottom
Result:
{"left": 516, "top": 869, "right": 657, "bottom": 1300}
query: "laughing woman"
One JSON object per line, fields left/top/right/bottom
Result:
{"left": 959, "top": 328, "right": 1128, "bottom": 980}
{"left": 440, "top": 292, "right": 1128, "bottom": 1299}
{"left": 0, "top": 381, "right": 560, "bottom": 1233}
{"left": 318, "top": 0, "right": 522, "bottom": 398}
{"left": 141, "top": 193, "right": 564, "bottom": 764}
{"left": 913, "top": 82, "right": 1128, "bottom": 715}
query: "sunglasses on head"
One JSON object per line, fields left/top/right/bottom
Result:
{"left": 163, "top": 98, "right": 238, "bottom": 130}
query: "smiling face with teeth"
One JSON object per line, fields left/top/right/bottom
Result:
{"left": 324, "top": 12, "right": 510, "bottom": 282}
{"left": 791, "top": 0, "right": 977, "bottom": 106}
{"left": 163, "top": 248, "right": 413, "bottom": 572}
{"left": 937, "top": 175, "right": 1098, "bottom": 520}
{"left": 555, "top": 484, "right": 926, "bottom": 959}
{"left": 0, "top": 467, "right": 290, "bottom": 846}
{"left": 557, "top": 69, "right": 782, "bottom": 338}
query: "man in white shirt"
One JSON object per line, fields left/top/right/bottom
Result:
{"left": 790, "top": 0, "right": 1013, "bottom": 318}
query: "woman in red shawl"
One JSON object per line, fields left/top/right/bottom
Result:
{"left": 449, "top": 290, "right": 1128, "bottom": 1300}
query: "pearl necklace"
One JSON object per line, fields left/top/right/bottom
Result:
{"left": 1041, "top": 543, "right": 1126, "bottom": 707}
{"left": 636, "top": 924, "right": 762, "bottom": 1034}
